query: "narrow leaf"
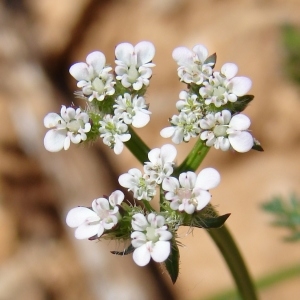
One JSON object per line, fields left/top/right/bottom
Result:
{"left": 204, "top": 53, "right": 217, "bottom": 66}
{"left": 230, "top": 95, "right": 254, "bottom": 114}
{"left": 111, "top": 244, "right": 135, "bottom": 255}
{"left": 164, "top": 241, "right": 180, "bottom": 284}
{"left": 192, "top": 213, "right": 231, "bottom": 229}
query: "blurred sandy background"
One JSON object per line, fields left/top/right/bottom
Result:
{"left": 0, "top": 0, "right": 299, "bottom": 299}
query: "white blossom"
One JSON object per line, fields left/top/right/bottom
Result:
{"left": 131, "top": 213, "right": 172, "bottom": 266}
{"left": 66, "top": 190, "right": 124, "bottom": 239}
{"left": 176, "top": 91, "right": 203, "bottom": 116}
{"left": 44, "top": 106, "right": 91, "bottom": 152}
{"left": 99, "top": 115, "right": 131, "bottom": 154}
{"left": 69, "top": 51, "right": 115, "bottom": 101}
{"left": 144, "top": 144, "right": 177, "bottom": 184}
{"left": 113, "top": 93, "right": 151, "bottom": 128}
{"left": 115, "top": 41, "right": 155, "bottom": 90}
{"left": 199, "top": 63, "right": 252, "bottom": 107}
{"left": 200, "top": 110, "right": 254, "bottom": 153}
{"left": 162, "top": 168, "right": 220, "bottom": 214}
{"left": 160, "top": 112, "right": 201, "bottom": 144}
{"left": 172, "top": 44, "right": 213, "bottom": 85}
{"left": 118, "top": 168, "right": 156, "bottom": 201}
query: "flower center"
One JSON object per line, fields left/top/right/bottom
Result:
{"left": 146, "top": 226, "right": 159, "bottom": 242}
{"left": 213, "top": 125, "right": 227, "bottom": 137}
{"left": 67, "top": 120, "right": 83, "bottom": 132}
{"left": 92, "top": 77, "right": 105, "bottom": 93}
{"left": 177, "top": 188, "right": 192, "bottom": 200}
{"left": 127, "top": 65, "right": 139, "bottom": 83}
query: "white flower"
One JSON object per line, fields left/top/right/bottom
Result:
{"left": 118, "top": 168, "right": 156, "bottom": 201}
{"left": 200, "top": 110, "right": 254, "bottom": 153}
{"left": 172, "top": 44, "right": 213, "bottom": 85}
{"left": 160, "top": 112, "right": 201, "bottom": 144}
{"left": 113, "top": 93, "right": 151, "bottom": 128}
{"left": 66, "top": 190, "right": 124, "bottom": 239}
{"left": 99, "top": 115, "right": 131, "bottom": 154}
{"left": 44, "top": 106, "right": 91, "bottom": 152}
{"left": 176, "top": 91, "right": 203, "bottom": 116}
{"left": 131, "top": 213, "right": 172, "bottom": 266}
{"left": 199, "top": 63, "right": 252, "bottom": 107}
{"left": 69, "top": 51, "right": 115, "bottom": 101}
{"left": 144, "top": 144, "right": 177, "bottom": 184}
{"left": 115, "top": 41, "right": 155, "bottom": 90}
{"left": 162, "top": 168, "right": 220, "bottom": 214}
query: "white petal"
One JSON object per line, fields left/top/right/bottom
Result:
{"left": 133, "top": 244, "right": 151, "bottom": 266}
{"left": 114, "top": 137, "right": 124, "bottom": 155}
{"left": 229, "top": 132, "right": 253, "bottom": 152}
{"left": 221, "top": 63, "right": 238, "bottom": 79}
{"left": 195, "top": 168, "right": 221, "bottom": 190}
{"left": 66, "top": 207, "right": 98, "bottom": 228}
{"left": 135, "top": 41, "right": 155, "bottom": 66}
{"left": 109, "top": 190, "right": 124, "bottom": 206}
{"left": 179, "top": 172, "right": 197, "bottom": 189}
{"left": 69, "top": 62, "right": 90, "bottom": 81}
{"left": 160, "top": 144, "right": 177, "bottom": 162}
{"left": 229, "top": 114, "right": 251, "bottom": 130}
{"left": 162, "top": 177, "right": 179, "bottom": 192}
{"left": 172, "top": 47, "right": 193, "bottom": 65}
{"left": 132, "top": 213, "right": 148, "bottom": 231}
{"left": 195, "top": 190, "right": 211, "bottom": 210}
{"left": 115, "top": 43, "right": 134, "bottom": 66}
{"left": 160, "top": 127, "right": 175, "bottom": 138}
{"left": 75, "top": 223, "right": 102, "bottom": 239}
{"left": 44, "top": 113, "right": 63, "bottom": 128}
{"left": 44, "top": 129, "right": 67, "bottom": 152}
{"left": 229, "top": 77, "right": 252, "bottom": 96}
{"left": 151, "top": 241, "right": 170, "bottom": 263}
{"left": 192, "top": 44, "right": 208, "bottom": 63}
{"left": 86, "top": 51, "right": 105, "bottom": 74}
{"left": 132, "top": 111, "right": 150, "bottom": 128}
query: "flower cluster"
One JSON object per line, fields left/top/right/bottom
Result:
{"left": 66, "top": 144, "right": 221, "bottom": 267}
{"left": 43, "top": 41, "right": 262, "bottom": 282}
{"left": 44, "top": 41, "right": 155, "bottom": 154}
{"left": 161, "top": 44, "right": 257, "bottom": 153}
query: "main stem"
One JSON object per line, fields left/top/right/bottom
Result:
{"left": 126, "top": 128, "right": 258, "bottom": 300}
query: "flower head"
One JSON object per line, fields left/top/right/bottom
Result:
{"left": 99, "top": 115, "right": 131, "bottom": 154}
{"left": 118, "top": 168, "right": 156, "bottom": 201}
{"left": 200, "top": 110, "right": 254, "bottom": 152}
{"left": 44, "top": 106, "right": 91, "bottom": 152}
{"left": 131, "top": 213, "right": 172, "bottom": 266}
{"left": 144, "top": 144, "right": 177, "bottom": 184}
{"left": 200, "top": 63, "right": 252, "bottom": 107}
{"left": 172, "top": 44, "right": 213, "bottom": 85}
{"left": 162, "top": 168, "right": 220, "bottom": 214}
{"left": 115, "top": 41, "right": 155, "bottom": 90}
{"left": 66, "top": 190, "right": 124, "bottom": 239}
{"left": 113, "top": 93, "right": 151, "bottom": 128}
{"left": 69, "top": 51, "right": 115, "bottom": 101}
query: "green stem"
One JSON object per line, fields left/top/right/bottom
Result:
{"left": 174, "top": 139, "right": 210, "bottom": 176}
{"left": 208, "top": 226, "right": 258, "bottom": 300}
{"left": 125, "top": 126, "right": 150, "bottom": 164}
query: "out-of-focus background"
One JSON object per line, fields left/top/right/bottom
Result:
{"left": 0, "top": 0, "right": 299, "bottom": 299}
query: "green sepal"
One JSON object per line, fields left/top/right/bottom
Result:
{"left": 164, "top": 240, "right": 180, "bottom": 284}
{"left": 111, "top": 244, "right": 135, "bottom": 256}
{"left": 204, "top": 53, "right": 217, "bottom": 67}
{"left": 190, "top": 213, "right": 231, "bottom": 229}
{"left": 230, "top": 94, "right": 254, "bottom": 114}
{"left": 252, "top": 139, "right": 264, "bottom": 152}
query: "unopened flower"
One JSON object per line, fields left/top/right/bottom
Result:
{"left": 44, "top": 106, "right": 91, "bottom": 152}
{"left": 200, "top": 110, "right": 254, "bottom": 152}
{"left": 144, "top": 144, "right": 177, "bottom": 184}
{"left": 69, "top": 51, "right": 115, "bottom": 101}
{"left": 66, "top": 190, "right": 124, "bottom": 239}
{"left": 162, "top": 168, "right": 220, "bottom": 214}
{"left": 114, "top": 93, "right": 151, "bottom": 128}
{"left": 115, "top": 41, "right": 155, "bottom": 90}
{"left": 131, "top": 213, "right": 172, "bottom": 266}
{"left": 160, "top": 112, "right": 201, "bottom": 144}
{"left": 99, "top": 115, "right": 131, "bottom": 154}
{"left": 199, "top": 63, "right": 252, "bottom": 107}
{"left": 118, "top": 168, "right": 156, "bottom": 201}
{"left": 172, "top": 44, "right": 213, "bottom": 85}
